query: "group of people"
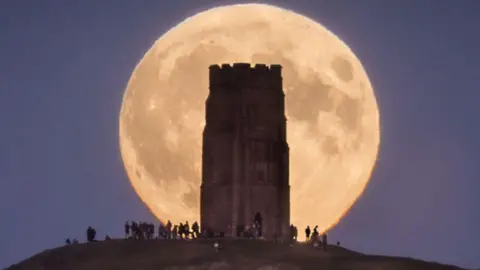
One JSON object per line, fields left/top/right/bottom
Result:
{"left": 124, "top": 221, "right": 156, "bottom": 240}
{"left": 236, "top": 213, "right": 265, "bottom": 239}
{"left": 124, "top": 220, "right": 201, "bottom": 240}
{"left": 305, "top": 225, "right": 332, "bottom": 251}
{"left": 64, "top": 221, "right": 338, "bottom": 252}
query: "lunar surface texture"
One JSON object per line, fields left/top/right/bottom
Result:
{"left": 119, "top": 4, "right": 380, "bottom": 238}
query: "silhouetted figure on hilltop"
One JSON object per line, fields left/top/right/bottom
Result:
{"left": 65, "top": 238, "right": 71, "bottom": 245}
{"left": 105, "top": 235, "right": 111, "bottom": 241}
{"left": 192, "top": 221, "right": 200, "bottom": 239}
{"left": 166, "top": 220, "right": 172, "bottom": 239}
{"left": 184, "top": 221, "right": 190, "bottom": 239}
{"left": 289, "top": 225, "right": 295, "bottom": 243}
{"left": 148, "top": 223, "right": 155, "bottom": 240}
{"left": 312, "top": 225, "right": 319, "bottom": 242}
{"left": 178, "top": 222, "right": 184, "bottom": 239}
{"left": 294, "top": 226, "right": 298, "bottom": 241}
{"left": 173, "top": 225, "right": 178, "bottom": 239}
{"left": 124, "top": 221, "right": 130, "bottom": 239}
{"left": 72, "top": 239, "right": 79, "bottom": 244}
{"left": 288, "top": 225, "right": 298, "bottom": 242}
{"left": 158, "top": 223, "right": 166, "bottom": 239}
{"left": 138, "top": 222, "right": 145, "bottom": 239}
{"left": 87, "top": 226, "right": 96, "bottom": 242}
{"left": 131, "top": 221, "right": 138, "bottom": 239}
{"left": 305, "top": 226, "right": 311, "bottom": 241}
{"left": 336, "top": 241, "right": 340, "bottom": 246}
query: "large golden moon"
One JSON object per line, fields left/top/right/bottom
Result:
{"left": 119, "top": 4, "right": 380, "bottom": 237}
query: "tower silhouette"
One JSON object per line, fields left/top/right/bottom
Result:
{"left": 200, "top": 63, "right": 290, "bottom": 240}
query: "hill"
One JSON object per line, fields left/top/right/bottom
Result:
{"left": 5, "top": 239, "right": 466, "bottom": 270}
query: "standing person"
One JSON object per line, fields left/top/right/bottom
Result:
{"left": 166, "top": 220, "right": 172, "bottom": 239}
{"left": 293, "top": 226, "right": 298, "bottom": 242}
{"left": 179, "top": 222, "right": 184, "bottom": 239}
{"left": 173, "top": 225, "right": 179, "bottom": 239}
{"left": 124, "top": 221, "right": 130, "bottom": 239}
{"left": 158, "top": 223, "right": 165, "bottom": 239}
{"left": 131, "top": 221, "right": 138, "bottom": 239}
{"left": 289, "top": 225, "right": 295, "bottom": 243}
{"left": 149, "top": 223, "right": 155, "bottom": 239}
{"left": 184, "top": 221, "right": 190, "bottom": 239}
{"left": 87, "top": 226, "right": 96, "bottom": 242}
{"left": 192, "top": 221, "right": 200, "bottom": 239}
{"left": 305, "top": 226, "right": 311, "bottom": 241}
{"left": 312, "top": 225, "right": 319, "bottom": 242}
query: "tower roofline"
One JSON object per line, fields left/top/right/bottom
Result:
{"left": 209, "top": 63, "right": 282, "bottom": 88}
{"left": 209, "top": 63, "right": 282, "bottom": 72}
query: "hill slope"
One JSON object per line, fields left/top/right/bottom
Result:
{"left": 6, "top": 239, "right": 466, "bottom": 270}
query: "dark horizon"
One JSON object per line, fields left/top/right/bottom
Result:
{"left": 1, "top": 1, "right": 479, "bottom": 269}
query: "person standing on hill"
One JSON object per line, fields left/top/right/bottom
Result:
{"left": 305, "top": 226, "right": 311, "bottom": 241}
{"left": 312, "top": 225, "right": 319, "bottom": 242}
{"left": 124, "top": 221, "right": 130, "bottom": 239}
{"left": 192, "top": 221, "right": 200, "bottom": 239}
{"left": 86, "top": 226, "right": 96, "bottom": 242}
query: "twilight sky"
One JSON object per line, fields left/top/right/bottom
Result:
{"left": 1, "top": 0, "right": 479, "bottom": 269}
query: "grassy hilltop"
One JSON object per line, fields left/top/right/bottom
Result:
{"left": 6, "top": 239, "right": 466, "bottom": 270}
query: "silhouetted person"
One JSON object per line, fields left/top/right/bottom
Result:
{"left": 173, "top": 225, "right": 178, "bottom": 239}
{"left": 87, "top": 226, "right": 96, "bottom": 242}
{"left": 125, "top": 221, "right": 130, "bottom": 239}
{"left": 293, "top": 226, "right": 298, "bottom": 242}
{"left": 72, "top": 239, "right": 79, "bottom": 244}
{"left": 131, "top": 221, "right": 139, "bottom": 239}
{"left": 289, "top": 225, "right": 295, "bottom": 242}
{"left": 138, "top": 222, "right": 146, "bottom": 240}
{"left": 158, "top": 223, "right": 165, "bottom": 239}
{"left": 192, "top": 221, "right": 200, "bottom": 239}
{"left": 305, "top": 226, "right": 311, "bottom": 240}
{"left": 92, "top": 227, "right": 97, "bottom": 241}
{"left": 105, "top": 235, "right": 111, "bottom": 241}
{"left": 312, "top": 225, "right": 319, "bottom": 242}
{"left": 166, "top": 220, "right": 172, "bottom": 239}
{"left": 336, "top": 241, "right": 340, "bottom": 246}
{"left": 178, "top": 222, "right": 184, "bottom": 239}
{"left": 65, "top": 238, "right": 71, "bottom": 245}
{"left": 148, "top": 223, "right": 154, "bottom": 240}
{"left": 184, "top": 221, "right": 190, "bottom": 239}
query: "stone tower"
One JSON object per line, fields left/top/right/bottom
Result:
{"left": 200, "top": 63, "right": 290, "bottom": 240}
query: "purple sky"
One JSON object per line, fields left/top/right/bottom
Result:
{"left": 1, "top": 0, "right": 479, "bottom": 269}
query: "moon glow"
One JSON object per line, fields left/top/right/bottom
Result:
{"left": 119, "top": 4, "right": 380, "bottom": 237}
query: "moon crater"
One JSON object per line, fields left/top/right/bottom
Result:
{"left": 331, "top": 56, "right": 354, "bottom": 82}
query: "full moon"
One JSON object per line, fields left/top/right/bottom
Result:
{"left": 119, "top": 4, "right": 380, "bottom": 237}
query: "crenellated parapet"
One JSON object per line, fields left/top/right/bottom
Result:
{"left": 209, "top": 63, "right": 282, "bottom": 89}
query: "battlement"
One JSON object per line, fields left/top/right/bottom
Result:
{"left": 209, "top": 63, "right": 282, "bottom": 89}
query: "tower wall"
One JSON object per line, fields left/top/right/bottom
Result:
{"left": 201, "top": 63, "right": 290, "bottom": 240}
